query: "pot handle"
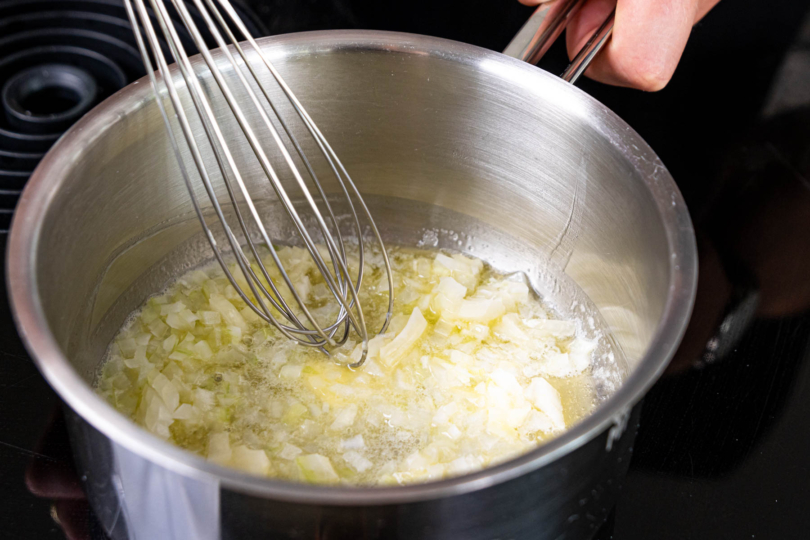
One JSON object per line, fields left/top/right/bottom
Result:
{"left": 503, "top": 0, "right": 615, "bottom": 84}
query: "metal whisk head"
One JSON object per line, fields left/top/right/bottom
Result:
{"left": 123, "top": 0, "right": 394, "bottom": 367}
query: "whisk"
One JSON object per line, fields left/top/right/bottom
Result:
{"left": 122, "top": 0, "right": 394, "bottom": 367}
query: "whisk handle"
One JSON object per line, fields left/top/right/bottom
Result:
{"left": 503, "top": 0, "right": 615, "bottom": 85}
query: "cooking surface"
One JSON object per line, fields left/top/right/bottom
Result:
{"left": 2, "top": 0, "right": 810, "bottom": 538}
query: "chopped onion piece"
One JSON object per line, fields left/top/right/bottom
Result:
{"left": 489, "top": 369, "right": 523, "bottom": 397}
{"left": 282, "top": 402, "right": 308, "bottom": 425}
{"left": 207, "top": 433, "right": 232, "bottom": 466}
{"left": 165, "top": 313, "right": 190, "bottom": 331}
{"left": 448, "top": 349, "right": 473, "bottom": 365}
{"left": 519, "top": 410, "right": 556, "bottom": 437}
{"left": 160, "top": 301, "right": 186, "bottom": 315}
{"left": 434, "top": 254, "right": 483, "bottom": 289}
{"left": 340, "top": 435, "right": 365, "bottom": 450}
{"left": 444, "top": 424, "right": 463, "bottom": 440}
{"left": 240, "top": 306, "right": 259, "bottom": 324}
{"left": 497, "top": 281, "right": 529, "bottom": 310}
{"left": 506, "top": 404, "right": 532, "bottom": 428}
{"left": 162, "top": 334, "right": 178, "bottom": 352}
{"left": 193, "top": 341, "right": 213, "bottom": 360}
{"left": 151, "top": 373, "right": 179, "bottom": 412}
{"left": 194, "top": 388, "right": 215, "bottom": 410}
{"left": 524, "top": 378, "right": 565, "bottom": 430}
{"left": 455, "top": 298, "right": 505, "bottom": 323}
{"left": 434, "top": 253, "right": 467, "bottom": 273}
{"left": 280, "top": 364, "right": 304, "bottom": 380}
{"left": 330, "top": 404, "right": 358, "bottom": 431}
{"left": 494, "top": 313, "right": 529, "bottom": 343}
{"left": 404, "top": 450, "right": 429, "bottom": 471}
{"left": 168, "top": 351, "right": 188, "bottom": 362}
{"left": 343, "top": 451, "right": 373, "bottom": 473}
{"left": 462, "top": 323, "right": 490, "bottom": 341}
{"left": 431, "top": 277, "right": 467, "bottom": 315}
{"left": 525, "top": 319, "right": 576, "bottom": 338}
{"left": 379, "top": 308, "right": 427, "bottom": 366}
{"left": 434, "top": 317, "right": 455, "bottom": 337}
{"left": 568, "top": 338, "right": 596, "bottom": 373}
{"left": 143, "top": 387, "right": 173, "bottom": 439}
{"left": 178, "top": 309, "right": 199, "bottom": 325}
{"left": 226, "top": 325, "right": 243, "bottom": 344}
{"left": 173, "top": 403, "right": 198, "bottom": 420}
{"left": 331, "top": 382, "right": 362, "bottom": 399}
{"left": 200, "top": 311, "right": 222, "bottom": 326}
{"left": 447, "top": 455, "right": 480, "bottom": 475}
{"left": 98, "top": 246, "right": 597, "bottom": 486}
{"left": 433, "top": 402, "right": 458, "bottom": 425}
{"left": 231, "top": 445, "right": 271, "bottom": 475}
{"left": 534, "top": 350, "right": 577, "bottom": 378}
{"left": 294, "top": 275, "right": 311, "bottom": 300}
{"left": 148, "top": 318, "right": 169, "bottom": 338}
{"left": 297, "top": 454, "right": 339, "bottom": 483}
{"left": 279, "top": 443, "right": 303, "bottom": 460}
{"left": 208, "top": 294, "right": 247, "bottom": 330}
{"left": 117, "top": 337, "right": 137, "bottom": 358}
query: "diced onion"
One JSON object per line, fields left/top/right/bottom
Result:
{"left": 569, "top": 338, "right": 597, "bottom": 373}
{"left": 525, "top": 319, "right": 576, "bottom": 338}
{"left": 493, "top": 313, "right": 529, "bottom": 343}
{"left": 160, "top": 301, "right": 186, "bottom": 315}
{"left": 297, "top": 454, "right": 340, "bottom": 483}
{"left": 524, "top": 378, "right": 565, "bottom": 430}
{"left": 379, "top": 308, "right": 428, "bottom": 366}
{"left": 208, "top": 294, "right": 247, "bottom": 330}
{"left": 280, "top": 364, "right": 303, "bottom": 380}
{"left": 231, "top": 445, "right": 271, "bottom": 475}
{"left": 207, "top": 433, "right": 232, "bottom": 465}
{"left": 343, "top": 451, "right": 373, "bottom": 473}
{"left": 240, "top": 306, "right": 260, "bottom": 324}
{"left": 340, "top": 435, "right": 365, "bottom": 450}
{"left": 194, "top": 388, "right": 215, "bottom": 410}
{"left": 162, "top": 334, "right": 178, "bottom": 352}
{"left": 330, "top": 404, "right": 358, "bottom": 431}
{"left": 279, "top": 443, "right": 303, "bottom": 460}
{"left": 173, "top": 403, "right": 198, "bottom": 420}
{"left": 519, "top": 410, "right": 556, "bottom": 437}
{"left": 455, "top": 298, "right": 505, "bottom": 323}
{"left": 97, "top": 246, "right": 597, "bottom": 487}
{"left": 193, "top": 341, "right": 213, "bottom": 360}
{"left": 151, "top": 373, "right": 179, "bottom": 412}
{"left": 200, "top": 311, "right": 222, "bottom": 326}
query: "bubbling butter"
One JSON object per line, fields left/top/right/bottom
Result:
{"left": 96, "top": 246, "right": 596, "bottom": 485}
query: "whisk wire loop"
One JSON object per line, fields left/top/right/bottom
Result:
{"left": 123, "top": 0, "right": 395, "bottom": 366}
{"left": 127, "top": 0, "right": 315, "bottom": 348}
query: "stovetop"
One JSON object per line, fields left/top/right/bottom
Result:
{"left": 2, "top": 1, "right": 810, "bottom": 539}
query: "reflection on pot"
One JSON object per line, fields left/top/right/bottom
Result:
{"left": 25, "top": 409, "right": 91, "bottom": 540}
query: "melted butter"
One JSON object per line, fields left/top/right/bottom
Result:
{"left": 97, "top": 246, "right": 597, "bottom": 485}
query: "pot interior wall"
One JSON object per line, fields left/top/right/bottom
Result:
{"left": 32, "top": 37, "right": 672, "bottom": 410}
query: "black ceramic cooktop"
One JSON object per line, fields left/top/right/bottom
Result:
{"left": 2, "top": 1, "right": 810, "bottom": 538}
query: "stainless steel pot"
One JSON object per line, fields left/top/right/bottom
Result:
{"left": 7, "top": 30, "right": 697, "bottom": 540}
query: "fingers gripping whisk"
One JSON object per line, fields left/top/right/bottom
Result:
{"left": 122, "top": 0, "right": 394, "bottom": 367}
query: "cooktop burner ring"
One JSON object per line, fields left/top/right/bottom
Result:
{"left": 0, "top": 0, "right": 267, "bottom": 233}
{"left": 4, "top": 63, "right": 102, "bottom": 133}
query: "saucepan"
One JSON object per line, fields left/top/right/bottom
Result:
{"left": 6, "top": 2, "right": 697, "bottom": 538}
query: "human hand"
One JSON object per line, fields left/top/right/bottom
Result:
{"left": 519, "top": 0, "right": 721, "bottom": 90}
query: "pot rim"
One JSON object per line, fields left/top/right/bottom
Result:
{"left": 6, "top": 30, "right": 697, "bottom": 505}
